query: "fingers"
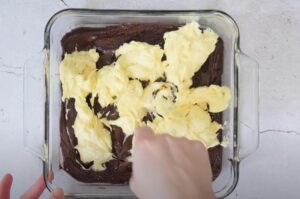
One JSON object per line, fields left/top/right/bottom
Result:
{"left": 134, "top": 126, "right": 154, "bottom": 143}
{"left": 49, "top": 188, "right": 64, "bottom": 199}
{"left": 130, "top": 177, "right": 146, "bottom": 199}
{"left": 0, "top": 173, "right": 13, "bottom": 199}
{"left": 20, "top": 174, "right": 63, "bottom": 199}
{"left": 133, "top": 126, "right": 154, "bottom": 155}
{"left": 129, "top": 177, "right": 139, "bottom": 197}
{"left": 20, "top": 175, "right": 45, "bottom": 199}
{"left": 129, "top": 177, "right": 136, "bottom": 194}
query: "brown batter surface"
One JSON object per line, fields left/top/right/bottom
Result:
{"left": 60, "top": 23, "right": 224, "bottom": 183}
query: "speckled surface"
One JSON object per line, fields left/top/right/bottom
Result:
{"left": 0, "top": 0, "right": 300, "bottom": 198}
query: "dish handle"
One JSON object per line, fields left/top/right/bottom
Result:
{"left": 236, "top": 51, "right": 259, "bottom": 160}
{"left": 23, "top": 50, "right": 47, "bottom": 161}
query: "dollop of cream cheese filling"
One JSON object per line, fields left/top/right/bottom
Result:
{"left": 164, "top": 21, "right": 219, "bottom": 88}
{"left": 60, "top": 22, "right": 231, "bottom": 171}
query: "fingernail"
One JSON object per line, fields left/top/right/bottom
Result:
{"left": 2, "top": 173, "right": 13, "bottom": 183}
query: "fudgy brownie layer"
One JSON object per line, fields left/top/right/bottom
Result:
{"left": 60, "top": 24, "right": 224, "bottom": 183}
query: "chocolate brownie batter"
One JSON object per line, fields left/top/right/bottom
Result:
{"left": 60, "top": 24, "right": 224, "bottom": 183}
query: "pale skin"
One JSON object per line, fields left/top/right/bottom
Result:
{"left": 130, "top": 126, "right": 215, "bottom": 199}
{"left": 0, "top": 174, "right": 64, "bottom": 199}
{"left": 0, "top": 126, "right": 215, "bottom": 199}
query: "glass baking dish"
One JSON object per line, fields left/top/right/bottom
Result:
{"left": 23, "top": 9, "right": 259, "bottom": 198}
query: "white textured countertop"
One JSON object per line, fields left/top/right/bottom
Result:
{"left": 0, "top": 0, "right": 299, "bottom": 198}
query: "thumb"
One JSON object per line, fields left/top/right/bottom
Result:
{"left": 49, "top": 188, "right": 64, "bottom": 199}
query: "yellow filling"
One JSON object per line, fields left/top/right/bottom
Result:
{"left": 116, "top": 41, "right": 167, "bottom": 82}
{"left": 164, "top": 21, "right": 219, "bottom": 88}
{"left": 60, "top": 22, "right": 231, "bottom": 171}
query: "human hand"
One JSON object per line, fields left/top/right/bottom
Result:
{"left": 130, "top": 126, "right": 216, "bottom": 199}
{"left": 0, "top": 173, "right": 64, "bottom": 199}
{"left": 0, "top": 174, "right": 12, "bottom": 199}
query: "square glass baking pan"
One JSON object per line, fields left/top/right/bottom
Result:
{"left": 23, "top": 9, "right": 259, "bottom": 198}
